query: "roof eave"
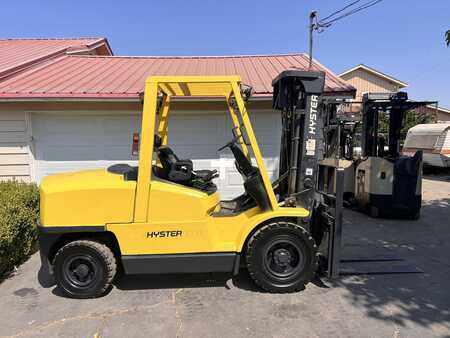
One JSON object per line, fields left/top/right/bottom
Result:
{"left": 339, "top": 64, "right": 408, "bottom": 88}
{"left": 0, "top": 89, "right": 356, "bottom": 103}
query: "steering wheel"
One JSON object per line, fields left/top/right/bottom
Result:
{"left": 218, "top": 136, "right": 256, "bottom": 179}
{"left": 218, "top": 137, "right": 245, "bottom": 175}
{"left": 217, "top": 135, "right": 240, "bottom": 152}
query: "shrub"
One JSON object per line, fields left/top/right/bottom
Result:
{"left": 0, "top": 181, "right": 39, "bottom": 276}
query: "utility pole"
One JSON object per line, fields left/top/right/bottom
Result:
{"left": 308, "top": 11, "right": 317, "bottom": 69}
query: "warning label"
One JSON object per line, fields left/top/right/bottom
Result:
{"left": 306, "top": 139, "right": 316, "bottom": 156}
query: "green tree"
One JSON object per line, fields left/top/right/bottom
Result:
{"left": 379, "top": 109, "right": 434, "bottom": 145}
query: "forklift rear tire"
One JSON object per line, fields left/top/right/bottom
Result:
{"left": 53, "top": 240, "right": 117, "bottom": 299}
{"left": 245, "top": 221, "right": 318, "bottom": 293}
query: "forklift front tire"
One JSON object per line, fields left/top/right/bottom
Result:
{"left": 53, "top": 240, "right": 117, "bottom": 299}
{"left": 245, "top": 222, "right": 318, "bottom": 293}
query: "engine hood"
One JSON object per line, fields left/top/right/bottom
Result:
{"left": 40, "top": 169, "right": 136, "bottom": 227}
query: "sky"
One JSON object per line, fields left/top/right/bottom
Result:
{"left": 2, "top": 0, "right": 449, "bottom": 107}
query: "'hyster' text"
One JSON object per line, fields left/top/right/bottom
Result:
{"left": 147, "top": 230, "right": 183, "bottom": 238}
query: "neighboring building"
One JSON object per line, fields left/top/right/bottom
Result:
{"left": 339, "top": 63, "right": 450, "bottom": 122}
{"left": 339, "top": 64, "right": 408, "bottom": 101}
{"left": 0, "top": 40, "right": 355, "bottom": 197}
{"left": 414, "top": 105, "right": 450, "bottom": 123}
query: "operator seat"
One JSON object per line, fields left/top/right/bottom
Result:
{"left": 153, "top": 135, "right": 218, "bottom": 193}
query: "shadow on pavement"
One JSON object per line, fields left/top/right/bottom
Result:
{"left": 332, "top": 197, "right": 450, "bottom": 331}
{"left": 114, "top": 268, "right": 261, "bottom": 292}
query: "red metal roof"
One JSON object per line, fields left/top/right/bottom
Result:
{"left": 0, "top": 38, "right": 112, "bottom": 81}
{"left": 0, "top": 53, "right": 355, "bottom": 100}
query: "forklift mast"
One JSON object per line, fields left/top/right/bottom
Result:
{"left": 361, "top": 92, "right": 436, "bottom": 159}
{"left": 272, "top": 70, "right": 344, "bottom": 278}
{"left": 272, "top": 70, "right": 326, "bottom": 211}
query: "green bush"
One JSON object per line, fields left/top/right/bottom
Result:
{"left": 0, "top": 181, "right": 39, "bottom": 276}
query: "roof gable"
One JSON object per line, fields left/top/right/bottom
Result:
{"left": 0, "top": 53, "right": 356, "bottom": 100}
{"left": 0, "top": 38, "right": 112, "bottom": 81}
{"left": 339, "top": 64, "right": 408, "bottom": 88}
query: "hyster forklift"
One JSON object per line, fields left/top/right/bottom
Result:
{"left": 38, "top": 72, "right": 344, "bottom": 298}
{"left": 322, "top": 92, "right": 434, "bottom": 218}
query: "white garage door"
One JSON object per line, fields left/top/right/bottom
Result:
{"left": 32, "top": 111, "right": 281, "bottom": 199}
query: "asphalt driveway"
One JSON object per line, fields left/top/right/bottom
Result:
{"left": 1, "top": 177, "right": 449, "bottom": 338}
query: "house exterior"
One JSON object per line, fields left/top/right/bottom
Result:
{"left": 0, "top": 38, "right": 355, "bottom": 198}
{"left": 414, "top": 105, "right": 450, "bottom": 123}
{"left": 339, "top": 64, "right": 408, "bottom": 101}
{"left": 338, "top": 64, "right": 450, "bottom": 122}
{"left": 0, "top": 38, "right": 112, "bottom": 183}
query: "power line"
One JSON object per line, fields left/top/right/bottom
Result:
{"left": 318, "top": 0, "right": 384, "bottom": 28}
{"left": 319, "top": 0, "right": 362, "bottom": 23}
{"left": 307, "top": 0, "right": 385, "bottom": 68}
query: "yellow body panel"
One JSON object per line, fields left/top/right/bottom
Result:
{"left": 107, "top": 205, "right": 308, "bottom": 255}
{"left": 148, "top": 180, "right": 220, "bottom": 222}
{"left": 40, "top": 169, "right": 136, "bottom": 226}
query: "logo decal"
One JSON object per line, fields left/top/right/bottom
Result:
{"left": 147, "top": 230, "right": 183, "bottom": 238}
{"left": 306, "top": 95, "right": 318, "bottom": 156}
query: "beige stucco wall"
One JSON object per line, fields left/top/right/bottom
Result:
{"left": 414, "top": 105, "right": 450, "bottom": 123}
{"left": 340, "top": 68, "right": 401, "bottom": 101}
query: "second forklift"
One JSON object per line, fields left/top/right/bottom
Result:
{"left": 322, "top": 92, "right": 435, "bottom": 218}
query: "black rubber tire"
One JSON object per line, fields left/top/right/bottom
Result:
{"left": 245, "top": 221, "right": 318, "bottom": 293}
{"left": 53, "top": 240, "right": 116, "bottom": 299}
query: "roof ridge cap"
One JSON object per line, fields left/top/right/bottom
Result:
{"left": 0, "top": 37, "right": 104, "bottom": 41}
{"left": 65, "top": 52, "right": 307, "bottom": 59}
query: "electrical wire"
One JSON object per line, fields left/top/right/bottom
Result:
{"left": 319, "top": 0, "right": 362, "bottom": 22}
{"left": 316, "top": 0, "right": 384, "bottom": 29}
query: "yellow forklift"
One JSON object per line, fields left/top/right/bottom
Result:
{"left": 38, "top": 73, "right": 344, "bottom": 298}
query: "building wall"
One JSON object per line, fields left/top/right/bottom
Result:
{"left": 340, "top": 69, "right": 400, "bottom": 101}
{"left": 414, "top": 106, "right": 450, "bottom": 123}
{"left": 0, "top": 100, "right": 280, "bottom": 194}
{"left": 0, "top": 111, "right": 31, "bottom": 182}
{"left": 437, "top": 111, "right": 450, "bottom": 122}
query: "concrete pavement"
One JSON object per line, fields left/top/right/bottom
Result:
{"left": 0, "top": 177, "right": 449, "bottom": 338}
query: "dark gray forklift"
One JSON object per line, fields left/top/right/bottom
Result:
{"left": 322, "top": 92, "right": 435, "bottom": 219}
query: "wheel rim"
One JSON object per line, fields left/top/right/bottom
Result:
{"left": 63, "top": 255, "right": 97, "bottom": 288}
{"left": 263, "top": 239, "right": 305, "bottom": 278}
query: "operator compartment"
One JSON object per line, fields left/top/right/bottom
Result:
{"left": 40, "top": 169, "right": 136, "bottom": 226}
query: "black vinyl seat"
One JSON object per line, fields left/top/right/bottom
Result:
{"left": 153, "top": 135, "right": 218, "bottom": 193}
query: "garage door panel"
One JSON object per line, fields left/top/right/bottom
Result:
{"left": 104, "top": 145, "right": 135, "bottom": 160}
{"left": 34, "top": 117, "right": 100, "bottom": 138}
{"left": 41, "top": 145, "right": 103, "bottom": 161}
{"left": 102, "top": 115, "right": 140, "bottom": 131}
{"left": 172, "top": 145, "right": 218, "bottom": 160}
{"left": 170, "top": 115, "right": 221, "bottom": 145}
{"left": 102, "top": 116, "right": 140, "bottom": 143}
{"left": 32, "top": 111, "right": 281, "bottom": 200}
{"left": 37, "top": 162, "right": 107, "bottom": 178}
